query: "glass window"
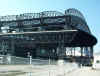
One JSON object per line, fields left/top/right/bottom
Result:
{"left": 41, "top": 49, "right": 45, "bottom": 54}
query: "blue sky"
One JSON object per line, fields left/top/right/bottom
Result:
{"left": 0, "top": 0, "right": 100, "bottom": 52}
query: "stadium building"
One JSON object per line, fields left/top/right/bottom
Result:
{"left": 0, "top": 8, "right": 97, "bottom": 63}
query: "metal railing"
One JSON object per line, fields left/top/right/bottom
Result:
{"left": 0, "top": 55, "right": 79, "bottom": 76}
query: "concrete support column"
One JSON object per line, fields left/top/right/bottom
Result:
{"left": 70, "top": 47, "right": 72, "bottom": 56}
{"left": 90, "top": 46, "right": 93, "bottom": 57}
{"left": 84, "top": 47, "right": 89, "bottom": 57}
{"left": 81, "top": 47, "right": 83, "bottom": 57}
{"left": 74, "top": 47, "right": 75, "bottom": 56}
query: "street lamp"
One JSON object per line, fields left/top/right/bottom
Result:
{"left": 27, "top": 52, "right": 32, "bottom": 76}
{"left": 27, "top": 52, "right": 32, "bottom": 65}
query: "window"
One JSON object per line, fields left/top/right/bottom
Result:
{"left": 41, "top": 49, "right": 45, "bottom": 54}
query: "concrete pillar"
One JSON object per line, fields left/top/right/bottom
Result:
{"left": 90, "top": 46, "right": 93, "bottom": 57}
{"left": 74, "top": 47, "right": 75, "bottom": 56}
{"left": 71, "top": 47, "right": 72, "bottom": 56}
{"left": 80, "top": 47, "right": 84, "bottom": 65}
{"left": 81, "top": 47, "right": 83, "bottom": 57}
{"left": 84, "top": 47, "right": 89, "bottom": 57}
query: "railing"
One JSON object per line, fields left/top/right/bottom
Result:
{"left": 0, "top": 55, "right": 79, "bottom": 76}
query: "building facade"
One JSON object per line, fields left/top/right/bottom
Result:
{"left": 0, "top": 8, "right": 97, "bottom": 62}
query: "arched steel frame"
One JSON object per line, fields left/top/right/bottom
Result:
{"left": 0, "top": 8, "right": 97, "bottom": 65}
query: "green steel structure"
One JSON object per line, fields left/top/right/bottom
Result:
{"left": 0, "top": 8, "right": 97, "bottom": 64}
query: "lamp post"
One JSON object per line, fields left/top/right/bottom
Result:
{"left": 29, "top": 55, "right": 32, "bottom": 65}
{"left": 27, "top": 52, "right": 32, "bottom": 76}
